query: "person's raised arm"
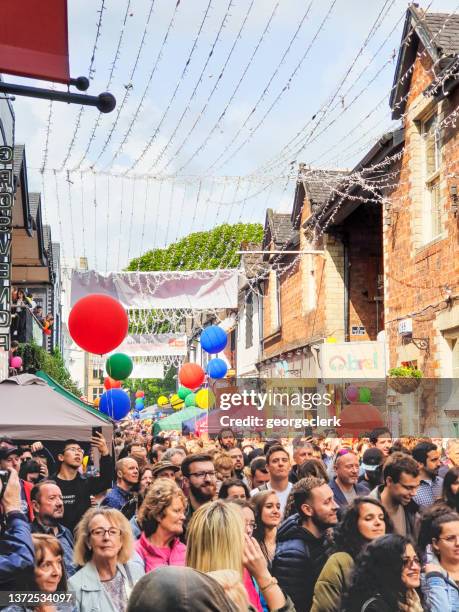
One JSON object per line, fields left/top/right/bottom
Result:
{"left": 243, "top": 534, "right": 288, "bottom": 611}
{"left": 88, "top": 432, "right": 113, "bottom": 494}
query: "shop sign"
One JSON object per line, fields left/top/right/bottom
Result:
{"left": 322, "top": 341, "right": 386, "bottom": 379}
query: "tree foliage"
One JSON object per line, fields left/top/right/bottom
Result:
{"left": 127, "top": 222, "right": 263, "bottom": 271}
{"left": 18, "top": 343, "right": 82, "bottom": 397}
{"left": 123, "top": 366, "right": 177, "bottom": 407}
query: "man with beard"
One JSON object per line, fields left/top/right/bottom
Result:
{"left": 30, "top": 480, "right": 76, "bottom": 577}
{"left": 272, "top": 476, "right": 338, "bottom": 612}
{"left": 369, "top": 452, "right": 420, "bottom": 537}
{"left": 181, "top": 453, "right": 217, "bottom": 537}
{"left": 217, "top": 428, "right": 237, "bottom": 451}
{"left": 228, "top": 446, "right": 249, "bottom": 485}
{"left": 412, "top": 441, "right": 443, "bottom": 508}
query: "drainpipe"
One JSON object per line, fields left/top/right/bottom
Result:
{"left": 343, "top": 236, "right": 350, "bottom": 342}
{"left": 258, "top": 280, "right": 264, "bottom": 367}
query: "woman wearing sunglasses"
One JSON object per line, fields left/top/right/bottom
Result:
{"left": 422, "top": 511, "right": 459, "bottom": 611}
{"left": 341, "top": 534, "right": 423, "bottom": 612}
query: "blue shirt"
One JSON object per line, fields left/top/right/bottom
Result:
{"left": 31, "top": 520, "right": 76, "bottom": 578}
{"left": 101, "top": 484, "right": 133, "bottom": 510}
{"left": 413, "top": 476, "right": 443, "bottom": 508}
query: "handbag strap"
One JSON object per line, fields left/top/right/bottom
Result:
{"left": 361, "top": 597, "right": 377, "bottom": 612}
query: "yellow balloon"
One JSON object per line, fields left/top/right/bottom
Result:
{"left": 170, "top": 394, "right": 184, "bottom": 410}
{"left": 157, "top": 395, "right": 169, "bottom": 407}
{"left": 93, "top": 397, "right": 100, "bottom": 407}
{"left": 195, "top": 389, "right": 215, "bottom": 410}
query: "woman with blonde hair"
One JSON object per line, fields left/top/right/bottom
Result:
{"left": 186, "top": 500, "right": 294, "bottom": 612}
{"left": 135, "top": 478, "right": 187, "bottom": 572}
{"left": 69, "top": 508, "right": 144, "bottom": 612}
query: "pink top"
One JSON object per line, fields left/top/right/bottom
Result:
{"left": 243, "top": 568, "right": 263, "bottom": 612}
{"left": 136, "top": 532, "right": 187, "bottom": 573}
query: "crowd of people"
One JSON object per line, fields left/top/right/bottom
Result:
{"left": 10, "top": 288, "right": 54, "bottom": 345}
{"left": 0, "top": 424, "right": 459, "bottom": 611}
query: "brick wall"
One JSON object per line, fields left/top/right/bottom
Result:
{"left": 383, "top": 47, "right": 459, "bottom": 377}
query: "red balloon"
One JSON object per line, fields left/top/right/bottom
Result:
{"left": 69, "top": 294, "right": 128, "bottom": 355}
{"left": 135, "top": 390, "right": 145, "bottom": 398}
{"left": 179, "top": 363, "right": 205, "bottom": 390}
{"left": 104, "top": 377, "right": 122, "bottom": 390}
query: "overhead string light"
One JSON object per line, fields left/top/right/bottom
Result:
{"left": 203, "top": 0, "right": 318, "bottom": 175}
{"left": 174, "top": 0, "right": 281, "bottom": 175}
{"left": 256, "top": 0, "right": 403, "bottom": 177}
{"left": 124, "top": 0, "right": 214, "bottom": 174}
{"left": 57, "top": 0, "right": 106, "bottom": 171}
{"left": 102, "top": 0, "right": 183, "bottom": 171}
{"left": 72, "top": 0, "right": 133, "bottom": 171}
{"left": 88, "top": 0, "right": 157, "bottom": 170}
{"left": 145, "top": 0, "right": 235, "bottom": 173}
{"left": 260, "top": 0, "right": 455, "bottom": 176}
{"left": 157, "top": 0, "right": 257, "bottom": 175}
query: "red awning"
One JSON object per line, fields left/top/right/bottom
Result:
{"left": 0, "top": 0, "right": 70, "bottom": 84}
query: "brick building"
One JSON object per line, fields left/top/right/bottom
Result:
{"left": 381, "top": 5, "right": 459, "bottom": 385}
{"left": 257, "top": 172, "right": 350, "bottom": 379}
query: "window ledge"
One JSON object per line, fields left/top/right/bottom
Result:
{"left": 415, "top": 233, "right": 447, "bottom": 260}
{"left": 263, "top": 328, "right": 282, "bottom": 342}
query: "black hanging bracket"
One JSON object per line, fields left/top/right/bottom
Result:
{"left": 0, "top": 76, "right": 116, "bottom": 113}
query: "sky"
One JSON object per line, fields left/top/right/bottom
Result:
{"left": 7, "top": 0, "right": 459, "bottom": 271}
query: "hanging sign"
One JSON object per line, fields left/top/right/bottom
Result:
{"left": 0, "top": 146, "right": 13, "bottom": 352}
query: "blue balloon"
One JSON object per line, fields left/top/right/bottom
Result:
{"left": 200, "top": 325, "right": 227, "bottom": 354}
{"left": 207, "top": 358, "right": 228, "bottom": 379}
{"left": 99, "top": 389, "right": 131, "bottom": 421}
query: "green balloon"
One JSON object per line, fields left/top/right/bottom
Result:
{"left": 106, "top": 353, "right": 133, "bottom": 381}
{"left": 359, "top": 387, "right": 371, "bottom": 403}
{"left": 185, "top": 392, "right": 196, "bottom": 407}
{"left": 178, "top": 386, "right": 192, "bottom": 400}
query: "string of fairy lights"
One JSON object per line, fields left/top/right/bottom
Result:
{"left": 15, "top": 0, "right": 459, "bottom": 363}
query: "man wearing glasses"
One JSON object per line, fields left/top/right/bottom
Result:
{"left": 52, "top": 434, "right": 112, "bottom": 532}
{"left": 180, "top": 453, "right": 217, "bottom": 537}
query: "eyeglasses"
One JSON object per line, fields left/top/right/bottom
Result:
{"left": 402, "top": 556, "right": 421, "bottom": 568}
{"left": 438, "top": 535, "right": 459, "bottom": 545}
{"left": 246, "top": 521, "right": 256, "bottom": 530}
{"left": 65, "top": 446, "right": 83, "bottom": 454}
{"left": 90, "top": 528, "right": 122, "bottom": 538}
{"left": 189, "top": 470, "right": 217, "bottom": 480}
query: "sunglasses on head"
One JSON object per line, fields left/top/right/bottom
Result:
{"left": 336, "top": 448, "right": 353, "bottom": 457}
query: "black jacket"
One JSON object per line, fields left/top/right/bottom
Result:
{"left": 272, "top": 513, "right": 330, "bottom": 612}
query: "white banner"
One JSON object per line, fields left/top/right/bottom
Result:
{"left": 322, "top": 341, "right": 386, "bottom": 380}
{"left": 131, "top": 362, "right": 164, "bottom": 379}
{"left": 71, "top": 270, "right": 238, "bottom": 310}
{"left": 113, "top": 334, "right": 187, "bottom": 357}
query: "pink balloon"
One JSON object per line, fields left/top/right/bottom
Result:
{"left": 345, "top": 385, "right": 359, "bottom": 403}
{"left": 10, "top": 356, "right": 22, "bottom": 369}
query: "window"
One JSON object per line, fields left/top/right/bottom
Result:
{"left": 245, "top": 292, "right": 253, "bottom": 349}
{"left": 92, "top": 366, "right": 104, "bottom": 380}
{"left": 422, "top": 113, "right": 443, "bottom": 241}
{"left": 92, "top": 387, "right": 104, "bottom": 401}
{"left": 270, "top": 270, "right": 281, "bottom": 331}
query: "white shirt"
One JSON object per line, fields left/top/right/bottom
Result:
{"left": 251, "top": 481, "right": 293, "bottom": 516}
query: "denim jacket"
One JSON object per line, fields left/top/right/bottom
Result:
{"left": 422, "top": 567, "right": 459, "bottom": 612}
{"left": 68, "top": 560, "right": 144, "bottom": 612}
